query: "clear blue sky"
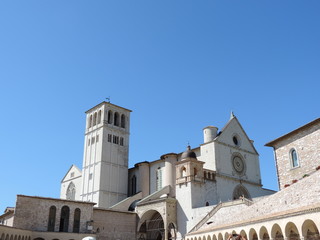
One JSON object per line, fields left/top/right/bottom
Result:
{"left": 0, "top": 1, "right": 319, "bottom": 212}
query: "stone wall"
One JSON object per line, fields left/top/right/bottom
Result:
{"left": 13, "top": 195, "right": 95, "bottom": 233}
{"left": 272, "top": 122, "right": 320, "bottom": 189}
{"left": 93, "top": 208, "right": 137, "bottom": 240}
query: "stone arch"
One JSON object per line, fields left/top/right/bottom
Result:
{"left": 97, "top": 110, "right": 102, "bottom": 124}
{"left": 195, "top": 237, "right": 197, "bottom": 240}
{"left": 207, "top": 235, "right": 211, "bottom": 240}
{"left": 249, "top": 228, "right": 258, "bottom": 240}
{"left": 224, "top": 232, "right": 229, "bottom": 240}
{"left": 259, "top": 226, "right": 270, "bottom": 240}
{"left": 121, "top": 114, "right": 125, "bottom": 128}
{"left": 218, "top": 233, "right": 223, "bottom": 240}
{"left": 138, "top": 210, "right": 165, "bottom": 240}
{"left": 203, "top": 236, "right": 207, "bottom": 240}
{"left": 233, "top": 184, "right": 251, "bottom": 200}
{"left": 212, "top": 234, "right": 217, "bottom": 240}
{"left": 107, "top": 110, "right": 113, "bottom": 124}
{"left": 302, "top": 219, "right": 319, "bottom": 240}
{"left": 180, "top": 166, "right": 187, "bottom": 177}
{"left": 271, "top": 223, "right": 284, "bottom": 240}
{"left": 285, "top": 222, "right": 300, "bottom": 240}
{"left": 59, "top": 205, "right": 70, "bottom": 232}
{"left": 5, "top": 235, "right": 9, "bottom": 240}
{"left": 239, "top": 230, "right": 247, "bottom": 240}
{"left": 9, "top": 236, "right": 13, "bottom": 240}
{"left": 114, "top": 112, "right": 119, "bottom": 126}
{"left": 1, "top": 234, "right": 5, "bottom": 240}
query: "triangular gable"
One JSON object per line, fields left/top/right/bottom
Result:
{"left": 61, "top": 164, "right": 82, "bottom": 183}
{"left": 216, "top": 116, "right": 258, "bottom": 155}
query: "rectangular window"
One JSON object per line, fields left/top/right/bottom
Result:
{"left": 70, "top": 172, "right": 74, "bottom": 178}
{"left": 89, "top": 173, "right": 93, "bottom": 180}
{"left": 120, "top": 137, "right": 124, "bottom": 146}
{"left": 96, "top": 135, "right": 99, "bottom": 142}
{"left": 92, "top": 137, "right": 95, "bottom": 144}
{"left": 108, "top": 134, "right": 112, "bottom": 142}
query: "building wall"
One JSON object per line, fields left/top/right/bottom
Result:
{"left": 272, "top": 123, "right": 320, "bottom": 189}
{"left": 13, "top": 195, "right": 94, "bottom": 233}
{"left": 60, "top": 165, "right": 82, "bottom": 201}
{"left": 93, "top": 208, "right": 136, "bottom": 240}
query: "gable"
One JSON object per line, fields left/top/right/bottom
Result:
{"left": 216, "top": 116, "right": 258, "bottom": 155}
{"left": 61, "top": 164, "right": 82, "bottom": 183}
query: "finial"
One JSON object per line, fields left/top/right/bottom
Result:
{"left": 106, "top": 97, "right": 111, "bottom": 103}
{"left": 230, "top": 110, "right": 235, "bottom": 119}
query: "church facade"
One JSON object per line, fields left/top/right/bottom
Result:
{"left": 1, "top": 101, "right": 319, "bottom": 240}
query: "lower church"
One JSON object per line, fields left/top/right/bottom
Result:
{"left": 1, "top": 101, "right": 320, "bottom": 240}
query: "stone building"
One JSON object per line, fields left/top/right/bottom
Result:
{"left": 265, "top": 118, "right": 320, "bottom": 190}
{"left": 1, "top": 101, "right": 319, "bottom": 240}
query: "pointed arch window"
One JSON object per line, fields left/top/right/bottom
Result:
{"left": 73, "top": 208, "right": 81, "bottom": 233}
{"left": 59, "top": 206, "right": 70, "bottom": 232}
{"left": 47, "top": 206, "right": 56, "bottom": 231}
{"left": 290, "top": 149, "right": 299, "bottom": 168}
{"left": 66, "top": 182, "right": 76, "bottom": 200}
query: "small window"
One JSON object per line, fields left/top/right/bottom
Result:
{"left": 108, "top": 134, "right": 112, "bottom": 142}
{"left": 96, "top": 135, "right": 99, "bottom": 142}
{"left": 88, "top": 139, "right": 90, "bottom": 146}
{"left": 290, "top": 149, "right": 299, "bottom": 168}
{"left": 91, "top": 137, "right": 95, "bottom": 144}
{"left": 89, "top": 173, "right": 93, "bottom": 180}
{"left": 70, "top": 172, "right": 74, "bottom": 178}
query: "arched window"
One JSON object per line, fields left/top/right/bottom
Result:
{"left": 156, "top": 168, "right": 162, "bottom": 191}
{"left": 93, "top": 112, "right": 97, "bottom": 126}
{"left": 59, "top": 206, "right": 70, "bottom": 232}
{"left": 47, "top": 206, "right": 56, "bottom": 231}
{"left": 114, "top": 112, "right": 119, "bottom": 126}
{"left": 66, "top": 182, "right": 76, "bottom": 200}
{"left": 97, "top": 110, "right": 102, "bottom": 124}
{"left": 181, "top": 167, "right": 186, "bottom": 177}
{"left": 107, "top": 110, "right": 113, "bottom": 124}
{"left": 290, "top": 149, "right": 299, "bottom": 168}
{"left": 194, "top": 168, "right": 198, "bottom": 177}
{"left": 73, "top": 208, "right": 81, "bottom": 233}
{"left": 121, "top": 114, "right": 126, "bottom": 128}
{"left": 233, "top": 184, "right": 251, "bottom": 200}
{"left": 131, "top": 175, "right": 137, "bottom": 195}
{"left": 89, "top": 115, "right": 93, "bottom": 128}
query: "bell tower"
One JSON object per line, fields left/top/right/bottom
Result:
{"left": 81, "top": 101, "right": 131, "bottom": 208}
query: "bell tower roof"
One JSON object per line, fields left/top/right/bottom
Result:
{"left": 181, "top": 145, "right": 197, "bottom": 160}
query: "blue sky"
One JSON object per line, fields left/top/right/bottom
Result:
{"left": 0, "top": 1, "right": 319, "bottom": 211}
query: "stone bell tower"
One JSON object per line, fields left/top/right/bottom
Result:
{"left": 81, "top": 101, "right": 131, "bottom": 208}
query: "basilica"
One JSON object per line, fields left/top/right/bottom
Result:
{"left": 1, "top": 101, "right": 320, "bottom": 240}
